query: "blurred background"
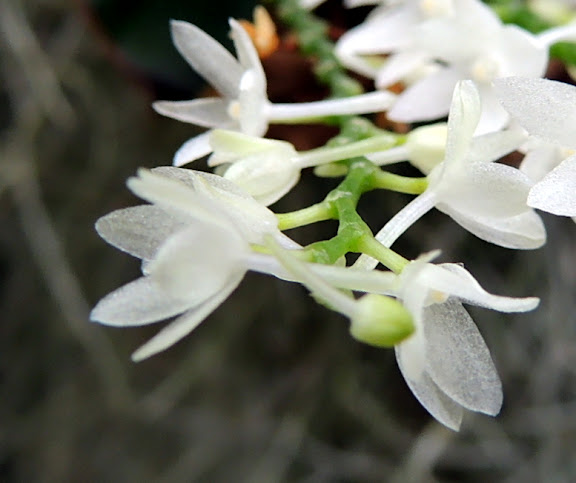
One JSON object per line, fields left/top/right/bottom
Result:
{"left": 1, "top": 0, "right": 576, "bottom": 481}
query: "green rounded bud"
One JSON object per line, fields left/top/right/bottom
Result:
{"left": 350, "top": 294, "right": 414, "bottom": 348}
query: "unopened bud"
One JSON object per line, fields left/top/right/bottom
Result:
{"left": 350, "top": 294, "right": 414, "bottom": 347}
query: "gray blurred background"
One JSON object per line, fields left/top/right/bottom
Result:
{"left": 1, "top": 0, "right": 576, "bottom": 481}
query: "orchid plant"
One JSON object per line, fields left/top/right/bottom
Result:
{"left": 92, "top": 0, "right": 576, "bottom": 431}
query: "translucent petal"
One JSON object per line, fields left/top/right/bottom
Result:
{"left": 127, "top": 169, "right": 218, "bottom": 226}
{"left": 497, "top": 26, "right": 548, "bottom": 78}
{"left": 95, "top": 205, "right": 187, "bottom": 260}
{"left": 387, "top": 68, "right": 461, "bottom": 123}
{"left": 494, "top": 77, "right": 576, "bottom": 148}
{"left": 131, "top": 275, "right": 242, "bottom": 361}
{"left": 152, "top": 98, "right": 231, "bottom": 128}
{"left": 520, "top": 145, "right": 561, "bottom": 183}
{"left": 150, "top": 167, "right": 279, "bottom": 243}
{"left": 437, "top": 162, "right": 532, "bottom": 218}
{"left": 528, "top": 154, "right": 576, "bottom": 216}
{"left": 468, "top": 128, "right": 526, "bottom": 165}
{"left": 147, "top": 224, "right": 247, "bottom": 301}
{"left": 443, "top": 80, "right": 481, "bottom": 169}
{"left": 90, "top": 277, "right": 193, "bottom": 327}
{"left": 423, "top": 299, "right": 503, "bottom": 416}
{"left": 445, "top": 206, "right": 546, "bottom": 249}
{"left": 208, "top": 129, "right": 285, "bottom": 166}
{"left": 419, "top": 263, "right": 539, "bottom": 312}
{"left": 375, "top": 51, "right": 431, "bottom": 89}
{"left": 170, "top": 20, "right": 242, "bottom": 99}
{"left": 395, "top": 347, "right": 464, "bottom": 431}
{"left": 173, "top": 132, "right": 213, "bottom": 167}
{"left": 229, "top": 19, "right": 266, "bottom": 82}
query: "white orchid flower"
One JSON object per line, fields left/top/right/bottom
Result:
{"left": 262, "top": 242, "right": 538, "bottom": 430}
{"left": 154, "top": 19, "right": 395, "bottom": 166}
{"left": 91, "top": 168, "right": 300, "bottom": 361}
{"left": 390, "top": 252, "right": 539, "bottom": 430}
{"left": 494, "top": 77, "right": 576, "bottom": 217}
{"left": 355, "top": 81, "right": 544, "bottom": 274}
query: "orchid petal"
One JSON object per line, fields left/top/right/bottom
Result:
{"left": 445, "top": 205, "right": 546, "bottom": 249}
{"left": 395, "top": 347, "right": 464, "bottom": 431}
{"left": 528, "top": 153, "right": 576, "bottom": 216}
{"left": 95, "top": 206, "right": 187, "bottom": 261}
{"left": 387, "top": 68, "right": 461, "bottom": 123}
{"left": 152, "top": 98, "right": 231, "bottom": 128}
{"left": 173, "top": 132, "right": 213, "bottom": 167}
{"left": 90, "top": 277, "right": 193, "bottom": 327}
{"left": 424, "top": 300, "right": 503, "bottom": 415}
{"left": 170, "top": 20, "right": 243, "bottom": 99}
{"left": 131, "top": 276, "right": 242, "bottom": 361}
{"left": 494, "top": 77, "right": 576, "bottom": 148}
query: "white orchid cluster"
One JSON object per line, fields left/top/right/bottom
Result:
{"left": 92, "top": 0, "right": 576, "bottom": 430}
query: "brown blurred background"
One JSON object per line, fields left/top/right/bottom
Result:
{"left": 1, "top": 0, "right": 576, "bottom": 481}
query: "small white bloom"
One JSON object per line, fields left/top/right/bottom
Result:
{"left": 356, "top": 81, "right": 543, "bottom": 271}
{"left": 91, "top": 168, "right": 298, "bottom": 361}
{"left": 155, "top": 20, "right": 395, "bottom": 166}
{"left": 494, "top": 77, "right": 576, "bottom": 217}
{"left": 390, "top": 252, "right": 538, "bottom": 430}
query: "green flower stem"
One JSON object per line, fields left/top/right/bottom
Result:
{"left": 355, "top": 235, "right": 409, "bottom": 274}
{"left": 370, "top": 170, "right": 428, "bottom": 194}
{"left": 297, "top": 133, "right": 399, "bottom": 168}
{"left": 276, "top": 201, "right": 336, "bottom": 230}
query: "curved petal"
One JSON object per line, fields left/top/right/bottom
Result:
{"left": 131, "top": 275, "right": 243, "bottom": 361}
{"left": 395, "top": 347, "right": 464, "bottom": 431}
{"left": 423, "top": 300, "right": 503, "bottom": 416}
{"left": 494, "top": 77, "right": 576, "bottom": 148}
{"left": 90, "top": 277, "right": 193, "bottom": 327}
{"left": 444, "top": 206, "right": 546, "bottom": 249}
{"left": 528, "top": 154, "right": 576, "bottom": 216}
{"left": 229, "top": 19, "right": 266, "bottom": 81}
{"left": 420, "top": 263, "right": 540, "bottom": 312}
{"left": 375, "top": 51, "right": 431, "bottom": 89}
{"left": 151, "top": 167, "right": 280, "bottom": 243}
{"left": 173, "top": 132, "right": 213, "bottom": 167}
{"left": 387, "top": 68, "right": 461, "bottom": 123}
{"left": 170, "top": 20, "right": 243, "bottom": 99}
{"left": 95, "top": 205, "right": 187, "bottom": 260}
{"left": 437, "top": 162, "right": 532, "bottom": 219}
{"left": 469, "top": 127, "right": 526, "bottom": 165}
{"left": 236, "top": 70, "right": 269, "bottom": 136}
{"left": 152, "top": 98, "right": 231, "bottom": 128}
{"left": 443, "top": 80, "right": 481, "bottom": 169}
{"left": 520, "top": 145, "right": 561, "bottom": 183}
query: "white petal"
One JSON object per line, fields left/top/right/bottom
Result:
{"left": 170, "top": 20, "right": 243, "bottom": 99}
{"left": 90, "top": 277, "right": 192, "bottom": 327}
{"left": 423, "top": 300, "right": 503, "bottom": 416}
{"left": 150, "top": 167, "right": 280, "bottom": 243}
{"left": 494, "top": 77, "right": 576, "bottom": 148}
{"left": 375, "top": 51, "right": 431, "bottom": 89}
{"left": 95, "top": 205, "right": 187, "bottom": 260}
{"left": 147, "top": 224, "right": 247, "bottom": 301}
{"left": 229, "top": 19, "right": 266, "bottom": 79}
{"left": 520, "top": 145, "right": 561, "bottom": 183}
{"left": 446, "top": 206, "right": 546, "bottom": 249}
{"left": 436, "top": 162, "right": 532, "bottom": 219}
{"left": 395, "top": 347, "right": 464, "bottom": 431}
{"left": 152, "top": 98, "right": 231, "bottom": 127}
{"left": 468, "top": 128, "right": 526, "bottom": 164}
{"left": 173, "top": 132, "right": 213, "bottom": 166}
{"left": 127, "top": 169, "right": 218, "bottom": 226}
{"left": 421, "top": 263, "right": 540, "bottom": 312}
{"left": 131, "top": 276, "right": 242, "bottom": 361}
{"left": 443, "top": 80, "right": 481, "bottom": 168}
{"left": 528, "top": 154, "right": 576, "bottom": 216}
{"left": 387, "top": 68, "right": 461, "bottom": 123}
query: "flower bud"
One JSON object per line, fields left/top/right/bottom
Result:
{"left": 406, "top": 123, "right": 447, "bottom": 175}
{"left": 350, "top": 294, "right": 414, "bottom": 347}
